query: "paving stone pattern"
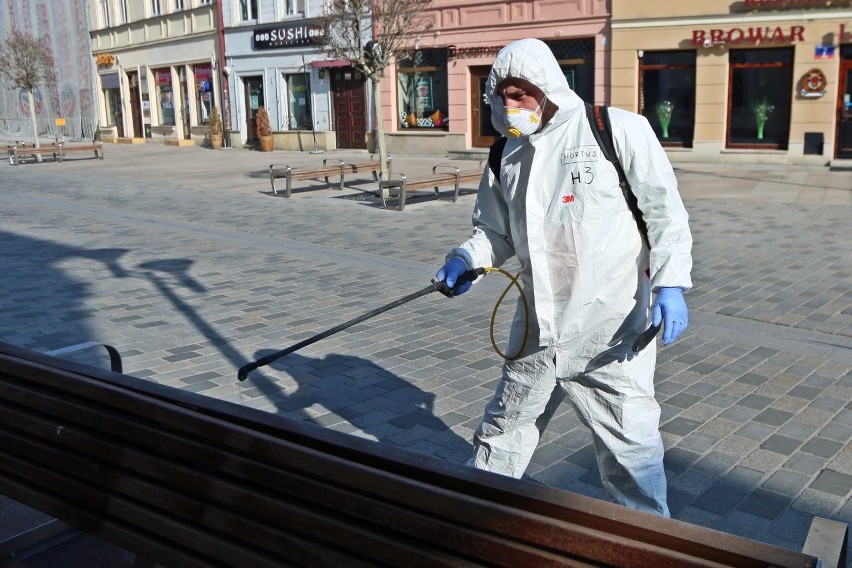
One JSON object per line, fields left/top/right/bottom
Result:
{"left": 0, "top": 143, "right": 850, "bottom": 566}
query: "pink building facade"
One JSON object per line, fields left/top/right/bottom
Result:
{"left": 380, "top": 0, "right": 612, "bottom": 155}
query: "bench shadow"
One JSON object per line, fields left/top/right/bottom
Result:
{"left": 245, "top": 349, "right": 472, "bottom": 464}
{"left": 126, "top": 256, "right": 472, "bottom": 464}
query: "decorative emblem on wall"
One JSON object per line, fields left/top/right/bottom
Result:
{"left": 800, "top": 68, "right": 827, "bottom": 97}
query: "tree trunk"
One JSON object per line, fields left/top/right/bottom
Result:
{"left": 27, "top": 89, "right": 43, "bottom": 162}
{"left": 372, "top": 78, "right": 389, "bottom": 182}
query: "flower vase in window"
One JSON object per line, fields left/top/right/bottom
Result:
{"left": 752, "top": 97, "right": 775, "bottom": 140}
{"left": 655, "top": 100, "right": 673, "bottom": 139}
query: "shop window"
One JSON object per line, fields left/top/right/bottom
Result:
{"left": 285, "top": 73, "right": 311, "bottom": 130}
{"left": 397, "top": 49, "right": 448, "bottom": 130}
{"left": 103, "top": 88, "right": 120, "bottom": 126}
{"left": 155, "top": 68, "right": 175, "bottom": 125}
{"left": 639, "top": 50, "right": 696, "bottom": 147}
{"left": 728, "top": 48, "right": 792, "bottom": 149}
{"left": 194, "top": 64, "right": 213, "bottom": 124}
{"left": 547, "top": 39, "right": 595, "bottom": 104}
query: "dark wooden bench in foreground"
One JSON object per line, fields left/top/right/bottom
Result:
{"left": 269, "top": 156, "right": 391, "bottom": 197}
{"left": 378, "top": 161, "right": 484, "bottom": 211}
{"left": 0, "top": 340, "right": 845, "bottom": 568}
{"left": 7, "top": 141, "right": 104, "bottom": 165}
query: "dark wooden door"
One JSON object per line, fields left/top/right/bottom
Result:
{"left": 471, "top": 66, "right": 499, "bottom": 148}
{"left": 332, "top": 68, "right": 366, "bottom": 149}
{"left": 837, "top": 58, "right": 852, "bottom": 159}
{"left": 128, "top": 73, "right": 143, "bottom": 138}
{"left": 245, "top": 76, "right": 264, "bottom": 142}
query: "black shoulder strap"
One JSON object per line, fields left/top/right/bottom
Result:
{"left": 488, "top": 136, "right": 507, "bottom": 179}
{"left": 585, "top": 103, "right": 650, "bottom": 249}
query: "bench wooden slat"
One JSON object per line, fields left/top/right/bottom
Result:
{"left": 269, "top": 157, "right": 390, "bottom": 197}
{"left": 6, "top": 141, "right": 103, "bottom": 165}
{"left": 0, "top": 382, "right": 468, "bottom": 567}
{"left": 0, "top": 342, "right": 826, "bottom": 568}
{"left": 378, "top": 162, "right": 484, "bottom": 211}
{"left": 7, "top": 144, "right": 63, "bottom": 165}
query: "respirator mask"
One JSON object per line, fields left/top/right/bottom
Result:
{"left": 504, "top": 97, "right": 546, "bottom": 138}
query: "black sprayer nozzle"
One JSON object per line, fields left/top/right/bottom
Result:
{"left": 433, "top": 267, "right": 486, "bottom": 297}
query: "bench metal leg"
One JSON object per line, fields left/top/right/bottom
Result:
{"left": 803, "top": 517, "right": 848, "bottom": 568}
{"left": 398, "top": 181, "right": 407, "bottom": 211}
{"left": 45, "top": 342, "right": 123, "bottom": 373}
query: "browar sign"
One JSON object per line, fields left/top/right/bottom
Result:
{"left": 252, "top": 19, "right": 325, "bottom": 50}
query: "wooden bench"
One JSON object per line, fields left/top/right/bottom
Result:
{"left": 57, "top": 141, "right": 104, "bottom": 162}
{"left": 269, "top": 156, "right": 391, "bottom": 197}
{"left": 0, "top": 340, "right": 844, "bottom": 568}
{"left": 378, "top": 161, "right": 484, "bottom": 211}
{"left": 7, "top": 143, "right": 63, "bottom": 165}
{"left": 7, "top": 141, "right": 104, "bottom": 165}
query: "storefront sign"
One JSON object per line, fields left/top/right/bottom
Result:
{"left": 692, "top": 25, "right": 804, "bottom": 46}
{"left": 447, "top": 45, "right": 502, "bottom": 60}
{"left": 742, "top": 0, "right": 850, "bottom": 7}
{"left": 252, "top": 19, "right": 324, "bottom": 50}
{"left": 155, "top": 69, "right": 172, "bottom": 85}
{"left": 194, "top": 65, "right": 212, "bottom": 82}
{"left": 101, "top": 72, "right": 120, "bottom": 89}
{"left": 801, "top": 68, "right": 827, "bottom": 96}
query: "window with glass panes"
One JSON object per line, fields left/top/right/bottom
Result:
{"left": 728, "top": 48, "right": 792, "bottom": 148}
{"left": 546, "top": 39, "right": 595, "bottom": 104}
{"left": 240, "top": 0, "right": 257, "bottom": 20}
{"left": 195, "top": 64, "right": 213, "bottom": 124}
{"left": 397, "top": 49, "right": 448, "bottom": 130}
{"left": 639, "top": 51, "right": 696, "bottom": 146}
{"left": 285, "top": 74, "right": 311, "bottom": 129}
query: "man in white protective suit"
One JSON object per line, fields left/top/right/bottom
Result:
{"left": 436, "top": 38, "right": 693, "bottom": 517}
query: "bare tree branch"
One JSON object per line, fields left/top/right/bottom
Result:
{"left": 0, "top": 29, "right": 57, "bottom": 91}
{"left": 317, "top": 0, "right": 433, "bottom": 182}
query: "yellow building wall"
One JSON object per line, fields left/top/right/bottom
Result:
{"left": 611, "top": 0, "right": 852, "bottom": 161}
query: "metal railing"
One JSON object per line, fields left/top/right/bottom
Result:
{"left": 0, "top": 117, "right": 98, "bottom": 144}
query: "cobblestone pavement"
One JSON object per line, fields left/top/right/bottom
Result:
{"left": 0, "top": 143, "right": 850, "bottom": 566}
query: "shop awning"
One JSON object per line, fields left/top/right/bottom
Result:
{"left": 310, "top": 59, "right": 350, "bottom": 68}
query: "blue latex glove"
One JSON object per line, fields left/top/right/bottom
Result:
{"left": 436, "top": 258, "right": 472, "bottom": 296}
{"left": 652, "top": 287, "right": 688, "bottom": 346}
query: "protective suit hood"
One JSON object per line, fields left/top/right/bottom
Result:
{"left": 487, "top": 38, "right": 583, "bottom": 138}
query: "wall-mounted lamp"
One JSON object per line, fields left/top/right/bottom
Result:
{"left": 637, "top": 50, "right": 644, "bottom": 58}
{"left": 318, "top": 69, "right": 325, "bottom": 80}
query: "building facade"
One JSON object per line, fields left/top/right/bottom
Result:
{"left": 0, "top": 0, "right": 96, "bottom": 142}
{"left": 89, "top": 0, "right": 220, "bottom": 145}
{"left": 610, "top": 0, "right": 852, "bottom": 164}
{"left": 221, "top": 0, "right": 370, "bottom": 151}
{"left": 379, "top": 0, "right": 612, "bottom": 156}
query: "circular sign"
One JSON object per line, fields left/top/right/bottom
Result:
{"left": 802, "top": 68, "right": 826, "bottom": 94}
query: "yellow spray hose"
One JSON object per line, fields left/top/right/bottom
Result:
{"left": 482, "top": 267, "right": 529, "bottom": 361}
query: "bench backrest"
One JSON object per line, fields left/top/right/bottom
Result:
{"left": 0, "top": 341, "right": 819, "bottom": 568}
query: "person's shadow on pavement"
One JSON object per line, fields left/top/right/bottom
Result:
{"left": 249, "top": 350, "right": 472, "bottom": 464}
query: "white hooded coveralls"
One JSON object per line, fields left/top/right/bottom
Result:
{"left": 448, "top": 39, "right": 693, "bottom": 517}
